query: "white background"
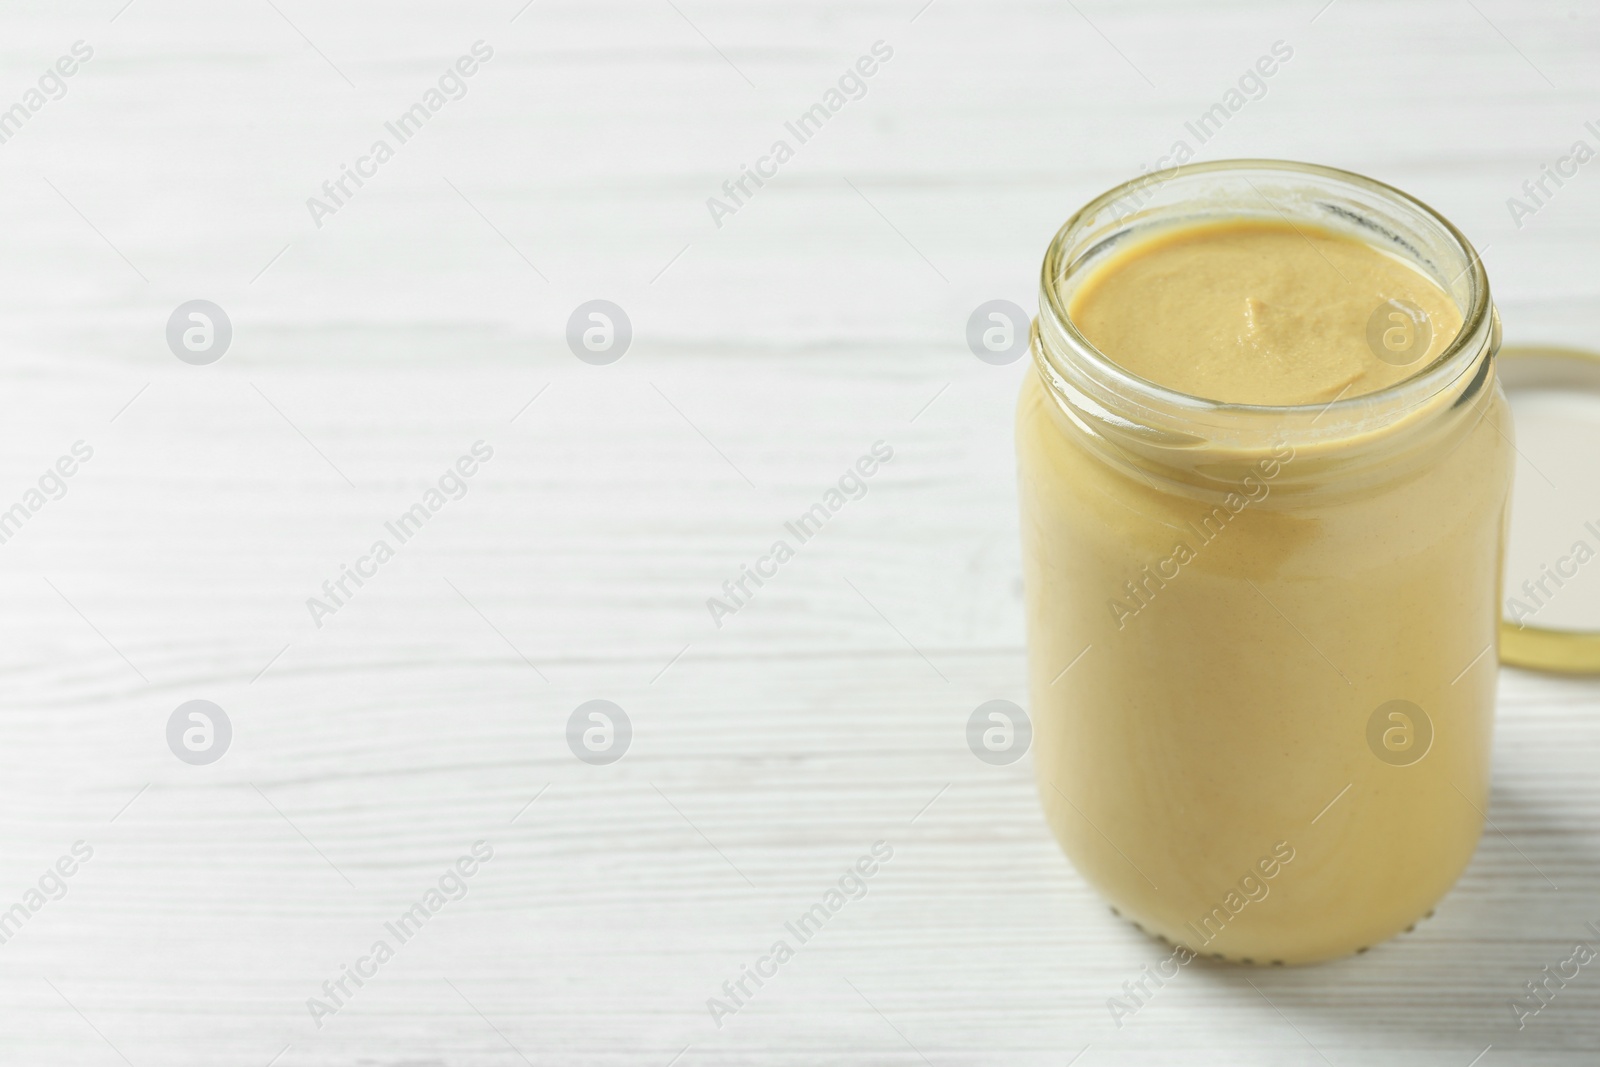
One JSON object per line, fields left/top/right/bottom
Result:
{"left": 0, "top": 0, "right": 1598, "bottom": 1064}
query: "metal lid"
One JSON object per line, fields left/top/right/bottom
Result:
{"left": 1498, "top": 345, "right": 1600, "bottom": 672}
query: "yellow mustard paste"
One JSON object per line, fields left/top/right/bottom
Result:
{"left": 1018, "top": 218, "right": 1512, "bottom": 963}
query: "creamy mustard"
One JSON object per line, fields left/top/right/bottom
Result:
{"left": 1070, "top": 220, "right": 1461, "bottom": 405}
{"left": 1019, "top": 215, "right": 1512, "bottom": 964}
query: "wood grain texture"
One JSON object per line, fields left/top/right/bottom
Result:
{"left": 0, "top": 0, "right": 1597, "bottom": 1063}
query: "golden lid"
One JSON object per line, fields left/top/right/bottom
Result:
{"left": 1498, "top": 345, "right": 1600, "bottom": 673}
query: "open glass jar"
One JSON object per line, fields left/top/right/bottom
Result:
{"left": 1017, "top": 160, "right": 1512, "bottom": 964}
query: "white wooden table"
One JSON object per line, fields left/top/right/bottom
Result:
{"left": 2, "top": 0, "right": 1598, "bottom": 1063}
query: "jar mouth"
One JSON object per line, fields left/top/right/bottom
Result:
{"left": 1035, "top": 159, "right": 1494, "bottom": 439}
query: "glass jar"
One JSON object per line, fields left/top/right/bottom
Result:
{"left": 1017, "top": 160, "right": 1512, "bottom": 964}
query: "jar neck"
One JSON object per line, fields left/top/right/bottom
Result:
{"left": 1031, "top": 160, "right": 1497, "bottom": 501}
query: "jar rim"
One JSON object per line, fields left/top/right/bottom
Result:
{"left": 1035, "top": 158, "right": 1494, "bottom": 426}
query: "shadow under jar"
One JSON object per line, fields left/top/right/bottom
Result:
{"left": 1016, "top": 161, "right": 1513, "bottom": 965}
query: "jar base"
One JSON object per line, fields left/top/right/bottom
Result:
{"left": 1106, "top": 905, "right": 1437, "bottom": 966}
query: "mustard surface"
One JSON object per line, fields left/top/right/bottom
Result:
{"left": 1070, "top": 219, "right": 1463, "bottom": 406}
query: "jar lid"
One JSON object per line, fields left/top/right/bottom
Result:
{"left": 1498, "top": 345, "right": 1600, "bottom": 672}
